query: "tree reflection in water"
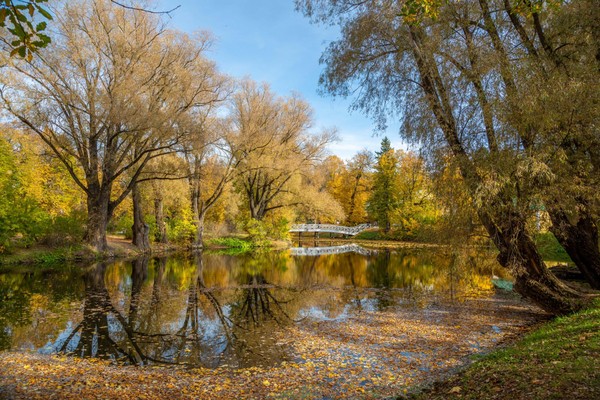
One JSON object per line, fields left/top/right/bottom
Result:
{"left": 0, "top": 247, "right": 505, "bottom": 367}
{"left": 59, "top": 262, "right": 149, "bottom": 364}
{"left": 225, "top": 271, "right": 299, "bottom": 367}
{"left": 57, "top": 253, "right": 297, "bottom": 368}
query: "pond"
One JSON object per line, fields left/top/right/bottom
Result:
{"left": 0, "top": 245, "right": 515, "bottom": 371}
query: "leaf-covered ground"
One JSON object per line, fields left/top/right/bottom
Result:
{"left": 0, "top": 294, "right": 546, "bottom": 399}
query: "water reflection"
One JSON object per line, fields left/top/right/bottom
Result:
{"left": 290, "top": 244, "right": 375, "bottom": 256}
{"left": 0, "top": 248, "right": 507, "bottom": 368}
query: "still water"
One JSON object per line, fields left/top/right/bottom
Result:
{"left": 0, "top": 246, "right": 502, "bottom": 368}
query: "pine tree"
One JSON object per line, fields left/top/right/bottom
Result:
{"left": 367, "top": 138, "right": 398, "bottom": 233}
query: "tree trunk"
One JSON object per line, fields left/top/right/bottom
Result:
{"left": 249, "top": 199, "right": 266, "bottom": 221}
{"left": 549, "top": 208, "right": 600, "bottom": 289}
{"left": 195, "top": 211, "right": 206, "bottom": 248}
{"left": 481, "top": 210, "right": 585, "bottom": 315}
{"left": 190, "top": 177, "right": 205, "bottom": 248}
{"left": 129, "top": 257, "right": 149, "bottom": 324}
{"left": 75, "top": 263, "right": 111, "bottom": 358}
{"left": 154, "top": 196, "right": 168, "bottom": 244}
{"left": 85, "top": 188, "right": 111, "bottom": 252}
{"left": 347, "top": 173, "right": 361, "bottom": 223}
{"left": 132, "top": 182, "right": 151, "bottom": 252}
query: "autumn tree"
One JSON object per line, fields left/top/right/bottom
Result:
{"left": 296, "top": 0, "right": 592, "bottom": 314}
{"left": 392, "top": 150, "right": 437, "bottom": 238}
{"left": 184, "top": 114, "right": 252, "bottom": 247}
{"left": 0, "top": 126, "right": 84, "bottom": 250}
{"left": 322, "top": 151, "right": 373, "bottom": 224}
{"left": 322, "top": 155, "right": 347, "bottom": 212}
{"left": 233, "top": 80, "right": 338, "bottom": 223}
{"left": 345, "top": 150, "right": 374, "bottom": 224}
{"left": 295, "top": 160, "right": 345, "bottom": 224}
{"left": 0, "top": 0, "right": 185, "bottom": 62}
{"left": 496, "top": 0, "right": 600, "bottom": 288}
{"left": 0, "top": 0, "right": 221, "bottom": 251}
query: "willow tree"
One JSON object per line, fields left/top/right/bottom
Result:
{"left": 296, "top": 0, "right": 593, "bottom": 314}
{"left": 184, "top": 114, "right": 252, "bottom": 247}
{"left": 0, "top": 0, "right": 220, "bottom": 251}
{"left": 495, "top": 0, "right": 600, "bottom": 288}
{"left": 233, "top": 80, "right": 338, "bottom": 222}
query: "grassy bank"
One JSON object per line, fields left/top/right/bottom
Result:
{"left": 0, "top": 236, "right": 151, "bottom": 267}
{"left": 534, "top": 232, "right": 572, "bottom": 263}
{"left": 0, "top": 244, "right": 99, "bottom": 266}
{"left": 0, "top": 235, "right": 284, "bottom": 266}
{"left": 408, "top": 299, "right": 600, "bottom": 400}
{"left": 205, "top": 236, "right": 256, "bottom": 255}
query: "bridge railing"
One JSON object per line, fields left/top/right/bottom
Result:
{"left": 289, "top": 223, "right": 377, "bottom": 236}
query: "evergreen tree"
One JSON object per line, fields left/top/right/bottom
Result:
{"left": 367, "top": 138, "right": 398, "bottom": 233}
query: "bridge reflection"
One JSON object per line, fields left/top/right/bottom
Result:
{"left": 290, "top": 244, "right": 376, "bottom": 257}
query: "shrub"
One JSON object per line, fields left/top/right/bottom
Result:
{"left": 245, "top": 219, "right": 271, "bottom": 247}
{"left": 168, "top": 208, "right": 196, "bottom": 244}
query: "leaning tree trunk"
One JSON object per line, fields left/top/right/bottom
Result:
{"left": 131, "top": 182, "right": 151, "bottom": 252}
{"left": 406, "top": 23, "right": 588, "bottom": 316}
{"left": 548, "top": 208, "right": 600, "bottom": 289}
{"left": 153, "top": 196, "right": 168, "bottom": 244}
{"left": 480, "top": 210, "right": 585, "bottom": 315}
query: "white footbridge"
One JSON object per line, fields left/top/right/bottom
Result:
{"left": 289, "top": 223, "right": 377, "bottom": 236}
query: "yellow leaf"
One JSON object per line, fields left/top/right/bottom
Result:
{"left": 448, "top": 386, "right": 461, "bottom": 394}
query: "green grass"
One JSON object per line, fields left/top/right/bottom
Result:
{"left": 354, "top": 230, "right": 383, "bottom": 240}
{"left": 408, "top": 299, "right": 600, "bottom": 400}
{"left": 0, "top": 244, "right": 95, "bottom": 266}
{"left": 534, "top": 232, "right": 572, "bottom": 263}
{"left": 206, "top": 237, "right": 255, "bottom": 254}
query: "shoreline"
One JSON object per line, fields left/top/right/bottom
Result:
{"left": 0, "top": 293, "right": 550, "bottom": 399}
{"left": 0, "top": 236, "right": 446, "bottom": 267}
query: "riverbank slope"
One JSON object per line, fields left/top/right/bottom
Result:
{"left": 407, "top": 299, "right": 600, "bottom": 400}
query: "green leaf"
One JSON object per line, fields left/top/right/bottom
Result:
{"left": 36, "top": 6, "right": 52, "bottom": 20}
{"left": 35, "top": 21, "right": 46, "bottom": 31}
{"left": 37, "top": 33, "right": 51, "bottom": 44}
{"left": 9, "top": 23, "right": 26, "bottom": 39}
{"left": 14, "top": 9, "right": 27, "bottom": 22}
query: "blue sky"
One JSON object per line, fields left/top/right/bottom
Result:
{"left": 156, "top": 0, "right": 404, "bottom": 160}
